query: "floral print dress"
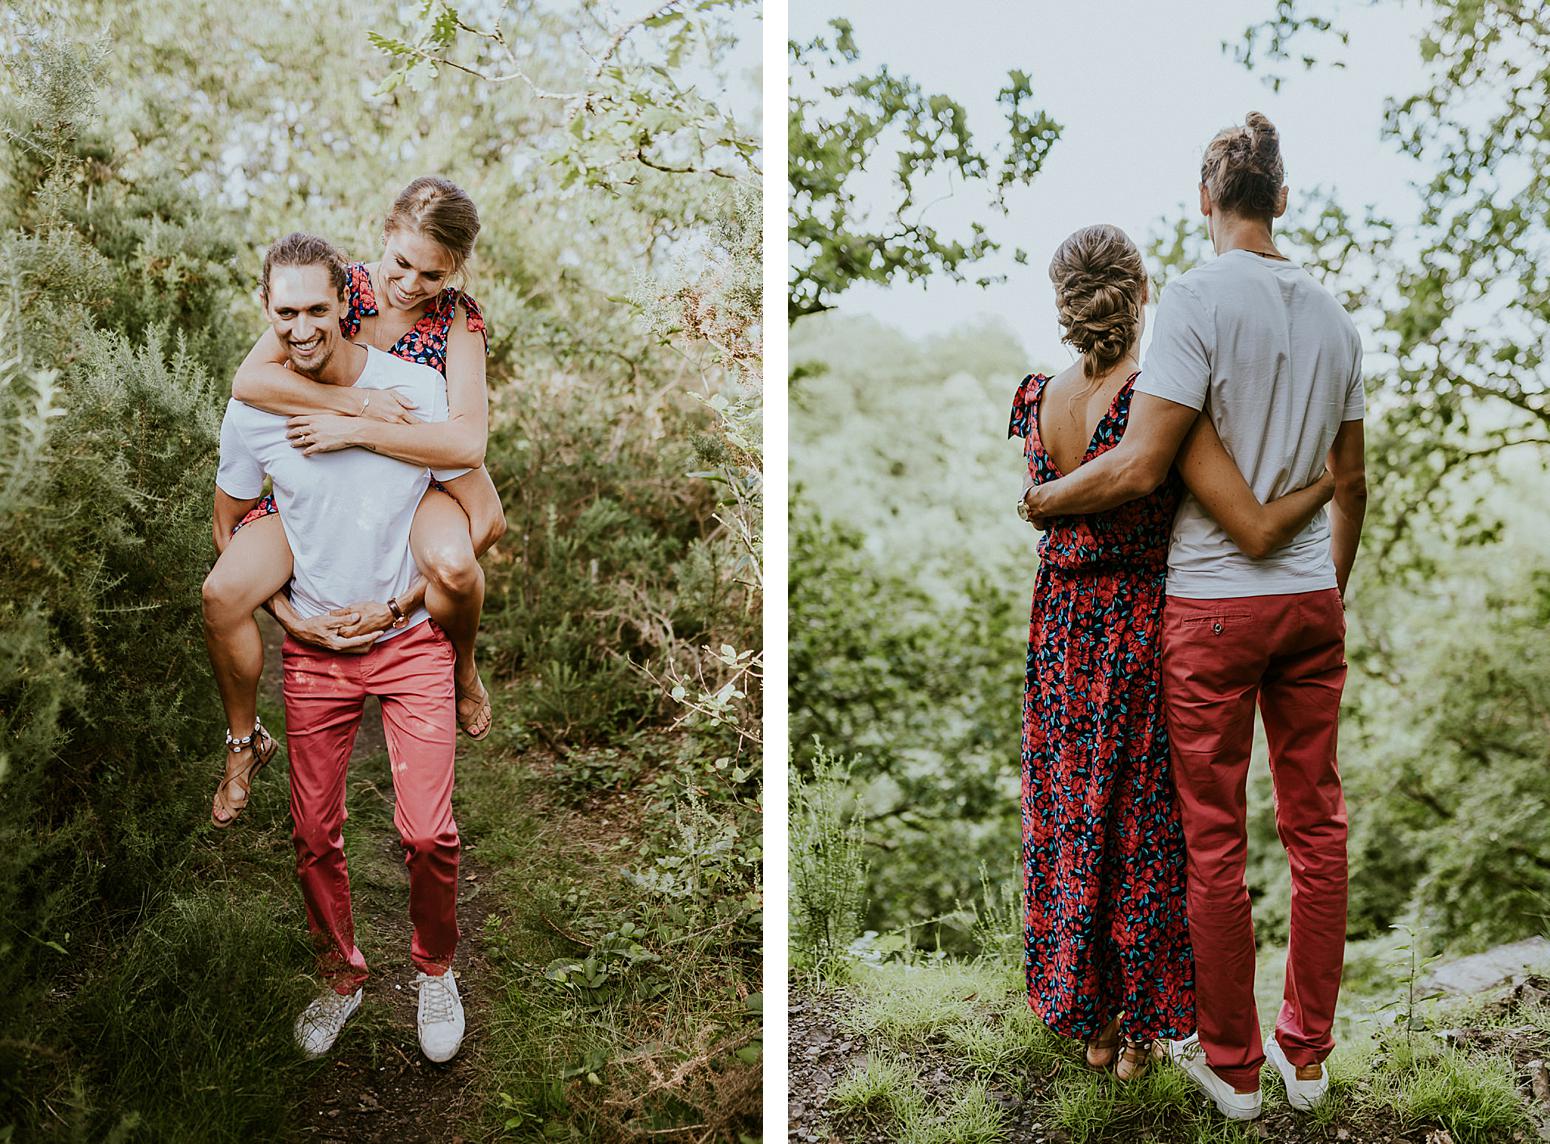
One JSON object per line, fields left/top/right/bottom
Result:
{"left": 233, "top": 262, "right": 488, "bottom": 532}
{"left": 1008, "top": 370, "right": 1195, "bottom": 1042}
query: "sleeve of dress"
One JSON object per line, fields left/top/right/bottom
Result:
{"left": 1008, "top": 373, "right": 1038, "bottom": 439}
{"left": 458, "top": 292, "right": 489, "bottom": 355}
{"left": 338, "top": 263, "right": 369, "bottom": 340}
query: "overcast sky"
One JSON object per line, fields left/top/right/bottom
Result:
{"left": 790, "top": 0, "right": 1434, "bottom": 371}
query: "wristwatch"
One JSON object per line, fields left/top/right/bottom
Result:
{"left": 387, "top": 596, "right": 408, "bottom": 628}
{"left": 1017, "top": 487, "right": 1037, "bottom": 522}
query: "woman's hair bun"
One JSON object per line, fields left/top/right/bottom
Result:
{"left": 1048, "top": 224, "right": 1146, "bottom": 379}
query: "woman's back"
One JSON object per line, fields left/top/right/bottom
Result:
{"left": 1010, "top": 369, "right": 1180, "bottom": 574}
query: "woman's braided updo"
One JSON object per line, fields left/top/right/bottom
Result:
{"left": 1048, "top": 224, "right": 1147, "bottom": 379}
{"left": 1201, "top": 111, "right": 1285, "bottom": 219}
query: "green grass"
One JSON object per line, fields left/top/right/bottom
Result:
{"left": 941, "top": 1002, "right": 1067, "bottom": 1079}
{"left": 829, "top": 1055, "right": 927, "bottom": 1127}
{"left": 453, "top": 725, "right": 762, "bottom": 1141}
{"left": 899, "top": 1082, "right": 1004, "bottom": 1144}
{"left": 1357, "top": 1035, "right": 1533, "bottom": 1144}
{"left": 3, "top": 678, "right": 761, "bottom": 1144}
{"left": 1049, "top": 1061, "right": 1204, "bottom": 1143}
{"left": 829, "top": 1059, "right": 1005, "bottom": 1144}
{"left": 806, "top": 947, "right": 1550, "bottom": 1144}
{"left": 3, "top": 691, "right": 324, "bottom": 1144}
{"left": 842, "top": 957, "right": 1014, "bottom": 1043}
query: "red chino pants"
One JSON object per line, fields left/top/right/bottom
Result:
{"left": 282, "top": 620, "right": 460, "bottom": 993}
{"left": 1161, "top": 589, "right": 1348, "bottom": 1090}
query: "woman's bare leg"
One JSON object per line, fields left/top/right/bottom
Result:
{"left": 412, "top": 468, "right": 505, "bottom": 736}
{"left": 202, "top": 513, "right": 293, "bottom": 820}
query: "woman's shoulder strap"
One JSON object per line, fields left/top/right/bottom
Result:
{"left": 440, "top": 287, "right": 489, "bottom": 355}
{"left": 1008, "top": 372, "right": 1048, "bottom": 440}
{"left": 338, "top": 262, "right": 375, "bottom": 339}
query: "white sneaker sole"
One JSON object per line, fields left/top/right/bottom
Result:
{"left": 1265, "top": 1037, "right": 1328, "bottom": 1112}
{"left": 1168, "top": 1041, "right": 1262, "bottom": 1120}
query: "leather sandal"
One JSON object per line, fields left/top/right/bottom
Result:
{"left": 455, "top": 675, "right": 493, "bottom": 741}
{"left": 1116, "top": 1036, "right": 1153, "bottom": 1083}
{"left": 1084, "top": 1015, "right": 1121, "bottom": 1070}
{"left": 211, "top": 719, "right": 279, "bottom": 828}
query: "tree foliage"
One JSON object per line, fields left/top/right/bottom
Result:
{"left": 1218, "top": 1, "right": 1550, "bottom": 573}
{"left": 788, "top": 19, "right": 1062, "bottom": 322}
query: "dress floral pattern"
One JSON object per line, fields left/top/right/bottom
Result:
{"left": 232, "top": 262, "right": 487, "bottom": 533}
{"left": 1009, "top": 370, "right": 1195, "bottom": 1042}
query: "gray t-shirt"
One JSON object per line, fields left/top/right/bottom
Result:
{"left": 216, "top": 346, "right": 464, "bottom": 640}
{"left": 1136, "top": 249, "right": 1364, "bottom": 599}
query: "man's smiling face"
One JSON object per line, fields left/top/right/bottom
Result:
{"left": 265, "top": 264, "right": 345, "bottom": 376}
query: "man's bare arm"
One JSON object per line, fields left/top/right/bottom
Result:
{"left": 1177, "top": 418, "right": 1334, "bottom": 559}
{"left": 1022, "top": 393, "right": 1201, "bottom": 519}
{"left": 1327, "top": 418, "right": 1367, "bottom": 597}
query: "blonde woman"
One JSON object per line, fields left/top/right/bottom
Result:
{"left": 204, "top": 176, "right": 505, "bottom": 827}
{"left": 1010, "top": 223, "right": 1333, "bottom": 1083}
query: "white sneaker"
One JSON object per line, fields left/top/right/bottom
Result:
{"left": 294, "top": 986, "right": 363, "bottom": 1058}
{"left": 416, "top": 969, "right": 465, "bottom": 1062}
{"left": 1166, "top": 1035, "right": 1263, "bottom": 1120}
{"left": 1266, "top": 1036, "right": 1329, "bottom": 1112}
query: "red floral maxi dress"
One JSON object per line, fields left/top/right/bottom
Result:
{"left": 1008, "top": 371, "right": 1195, "bottom": 1043}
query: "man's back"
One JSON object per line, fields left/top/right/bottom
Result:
{"left": 1138, "top": 249, "right": 1364, "bottom": 598}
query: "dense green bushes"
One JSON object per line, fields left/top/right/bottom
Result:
{"left": 1, "top": 7, "right": 760, "bottom": 1137}
{"left": 0, "top": 31, "right": 230, "bottom": 1030}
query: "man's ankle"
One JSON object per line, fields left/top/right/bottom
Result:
{"left": 1294, "top": 1063, "right": 1323, "bottom": 1081}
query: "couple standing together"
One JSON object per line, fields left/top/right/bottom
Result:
{"left": 1014, "top": 113, "right": 1367, "bottom": 1120}
{"left": 203, "top": 178, "right": 504, "bottom": 1062}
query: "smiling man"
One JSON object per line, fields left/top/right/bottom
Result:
{"left": 212, "top": 233, "right": 468, "bottom": 1063}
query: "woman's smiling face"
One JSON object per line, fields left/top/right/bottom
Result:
{"left": 379, "top": 226, "right": 457, "bottom": 311}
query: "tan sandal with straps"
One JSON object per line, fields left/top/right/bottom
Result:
{"left": 1116, "top": 1036, "right": 1154, "bottom": 1083}
{"left": 455, "top": 675, "right": 493, "bottom": 741}
{"left": 211, "top": 719, "right": 279, "bottom": 829}
{"left": 1084, "top": 1015, "right": 1121, "bottom": 1070}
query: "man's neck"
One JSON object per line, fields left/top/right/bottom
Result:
{"left": 1211, "top": 213, "right": 1284, "bottom": 260}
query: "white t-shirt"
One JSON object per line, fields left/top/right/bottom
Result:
{"left": 1136, "top": 250, "right": 1364, "bottom": 599}
{"left": 216, "top": 346, "right": 468, "bottom": 640}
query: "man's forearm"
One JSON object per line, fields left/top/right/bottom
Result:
{"left": 265, "top": 587, "right": 300, "bottom": 633}
{"left": 1021, "top": 393, "right": 1200, "bottom": 520}
{"left": 1329, "top": 487, "right": 1367, "bottom": 596}
{"left": 396, "top": 574, "right": 428, "bottom": 616}
{"left": 1026, "top": 448, "right": 1154, "bottom": 518}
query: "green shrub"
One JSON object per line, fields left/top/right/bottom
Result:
{"left": 0, "top": 36, "right": 237, "bottom": 1133}
{"left": 789, "top": 504, "right": 1024, "bottom": 946}
{"left": 789, "top": 745, "right": 868, "bottom": 972}
{"left": 481, "top": 377, "right": 726, "bottom": 740}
